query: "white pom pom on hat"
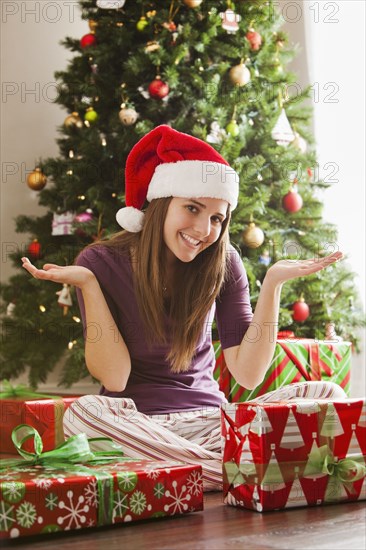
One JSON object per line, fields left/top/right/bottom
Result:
{"left": 116, "top": 125, "right": 239, "bottom": 232}
{"left": 115, "top": 206, "right": 145, "bottom": 233}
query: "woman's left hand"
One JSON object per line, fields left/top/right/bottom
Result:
{"left": 265, "top": 251, "right": 344, "bottom": 286}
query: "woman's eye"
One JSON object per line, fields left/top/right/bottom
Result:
{"left": 186, "top": 205, "right": 197, "bottom": 213}
{"left": 211, "top": 216, "right": 222, "bottom": 224}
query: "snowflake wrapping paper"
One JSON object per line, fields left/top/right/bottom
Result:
{"left": 213, "top": 339, "right": 352, "bottom": 402}
{"left": 0, "top": 459, "right": 203, "bottom": 539}
{"left": 0, "top": 395, "right": 81, "bottom": 454}
{"left": 221, "top": 398, "right": 366, "bottom": 512}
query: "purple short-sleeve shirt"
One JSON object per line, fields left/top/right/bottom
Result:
{"left": 76, "top": 244, "right": 253, "bottom": 414}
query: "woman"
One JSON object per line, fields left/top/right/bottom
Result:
{"left": 22, "top": 125, "right": 346, "bottom": 491}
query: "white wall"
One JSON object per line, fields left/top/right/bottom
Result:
{"left": 279, "top": 0, "right": 365, "bottom": 395}
{"left": 1, "top": 1, "right": 364, "bottom": 395}
{"left": 1, "top": 1, "right": 86, "bottom": 281}
{"left": 0, "top": 2, "right": 96, "bottom": 393}
{"left": 305, "top": 0, "right": 365, "bottom": 396}
{"left": 279, "top": 0, "right": 365, "bottom": 301}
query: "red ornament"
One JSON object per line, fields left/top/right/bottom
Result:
{"left": 162, "top": 21, "right": 177, "bottom": 32}
{"left": 28, "top": 239, "right": 41, "bottom": 259}
{"left": 148, "top": 78, "right": 169, "bottom": 99}
{"left": 246, "top": 29, "right": 262, "bottom": 51}
{"left": 277, "top": 330, "right": 296, "bottom": 339}
{"left": 80, "top": 33, "right": 96, "bottom": 49}
{"left": 292, "top": 298, "right": 310, "bottom": 322}
{"left": 282, "top": 189, "right": 303, "bottom": 213}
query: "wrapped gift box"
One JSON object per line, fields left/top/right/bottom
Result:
{"left": 0, "top": 394, "right": 81, "bottom": 454}
{"left": 213, "top": 339, "right": 352, "bottom": 402}
{"left": 0, "top": 458, "right": 203, "bottom": 539}
{"left": 221, "top": 398, "right": 366, "bottom": 512}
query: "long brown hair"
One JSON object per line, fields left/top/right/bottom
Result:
{"left": 86, "top": 198, "right": 231, "bottom": 372}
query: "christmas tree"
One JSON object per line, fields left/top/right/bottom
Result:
{"left": 1, "top": 0, "right": 364, "bottom": 388}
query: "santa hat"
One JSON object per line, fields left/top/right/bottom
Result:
{"left": 116, "top": 125, "right": 239, "bottom": 232}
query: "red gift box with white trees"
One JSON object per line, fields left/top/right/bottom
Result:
{"left": 222, "top": 398, "right": 366, "bottom": 511}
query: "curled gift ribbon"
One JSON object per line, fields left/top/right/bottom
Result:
{"left": 0, "top": 424, "right": 132, "bottom": 526}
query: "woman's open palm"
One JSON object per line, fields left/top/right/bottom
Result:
{"left": 21, "top": 257, "right": 95, "bottom": 289}
{"left": 266, "top": 251, "right": 343, "bottom": 286}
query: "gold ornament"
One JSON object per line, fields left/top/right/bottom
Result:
{"left": 88, "top": 19, "right": 98, "bottom": 32}
{"left": 27, "top": 168, "right": 47, "bottom": 191}
{"left": 64, "top": 112, "right": 83, "bottom": 128}
{"left": 183, "top": 0, "right": 203, "bottom": 7}
{"left": 242, "top": 222, "right": 264, "bottom": 248}
{"left": 145, "top": 40, "right": 160, "bottom": 52}
{"left": 229, "top": 63, "right": 251, "bottom": 86}
{"left": 119, "top": 107, "right": 138, "bottom": 126}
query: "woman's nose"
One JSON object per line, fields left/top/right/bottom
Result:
{"left": 193, "top": 215, "right": 211, "bottom": 238}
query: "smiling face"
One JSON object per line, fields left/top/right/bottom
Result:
{"left": 163, "top": 197, "right": 229, "bottom": 266}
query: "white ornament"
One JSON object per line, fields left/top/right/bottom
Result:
{"left": 220, "top": 9, "right": 241, "bottom": 34}
{"left": 271, "top": 108, "right": 295, "bottom": 146}
{"left": 325, "top": 322, "right": 343, "bottom": 342}
{"left": 52, "top": 212, "right": 75, "bottom": 236}
{"left": 56, "top": 284, "right": 73, "bottom": 315}
{"left": 206, "top": 121, "right": 226, "bottom": 144}
{"left": 6, "top": 302, "right": 16, "bottom": 317}
{"left": 119, "top": 107, "right": 138, "bottom": 126}
{"left": 81, "top": 96, "right": 93, "bottom": 105}
{"left": 293, "top": 132, "right": 307, "bottom": 153}
{"left": 138, "top": 86, "right": 151, "bottom": 100}
{"left": 96, "top": 0, "right": 126, "bottom": 9}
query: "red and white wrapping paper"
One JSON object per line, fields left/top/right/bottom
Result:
{"left": 0, "top": 459, "right": 203, "bottom": 539}
{"left": 222, "top": 398, "right": 366, "bottom": 511}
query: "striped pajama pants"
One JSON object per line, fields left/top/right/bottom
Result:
{"left": 63, "top": 381, "right": 347, "bottom": 492}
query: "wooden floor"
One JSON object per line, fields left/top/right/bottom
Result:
{"left": 2, "top": 493, "right": 365, "bottom": 549}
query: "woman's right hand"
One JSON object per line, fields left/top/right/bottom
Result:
{"left": 21, "top": 257, "right": 96, "bottom": 289}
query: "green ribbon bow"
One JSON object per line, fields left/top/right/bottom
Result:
{"left": 306, "top": 444, "right": 366, "bottom": 500}
{"left": 0, "top": 379, "right": 56, "bottom": 400}
{"left": 0, "top": 424, "right": 132, "bottom": 526}
{"left": 305, "top": 444, "right": 365, "bottom": 482}
{"left": 322, "top": 452, "right": 366, "bottom": 483}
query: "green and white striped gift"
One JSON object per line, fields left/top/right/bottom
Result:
{"left": 213, "top": 339, "right": 352, "bottom": 403}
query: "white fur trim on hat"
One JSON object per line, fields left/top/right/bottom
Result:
{"left": 146, "top": 160, "right": 239, "bottom": 210}
{"left": 116, "top": 206, "right": 145, "bottom": 232}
